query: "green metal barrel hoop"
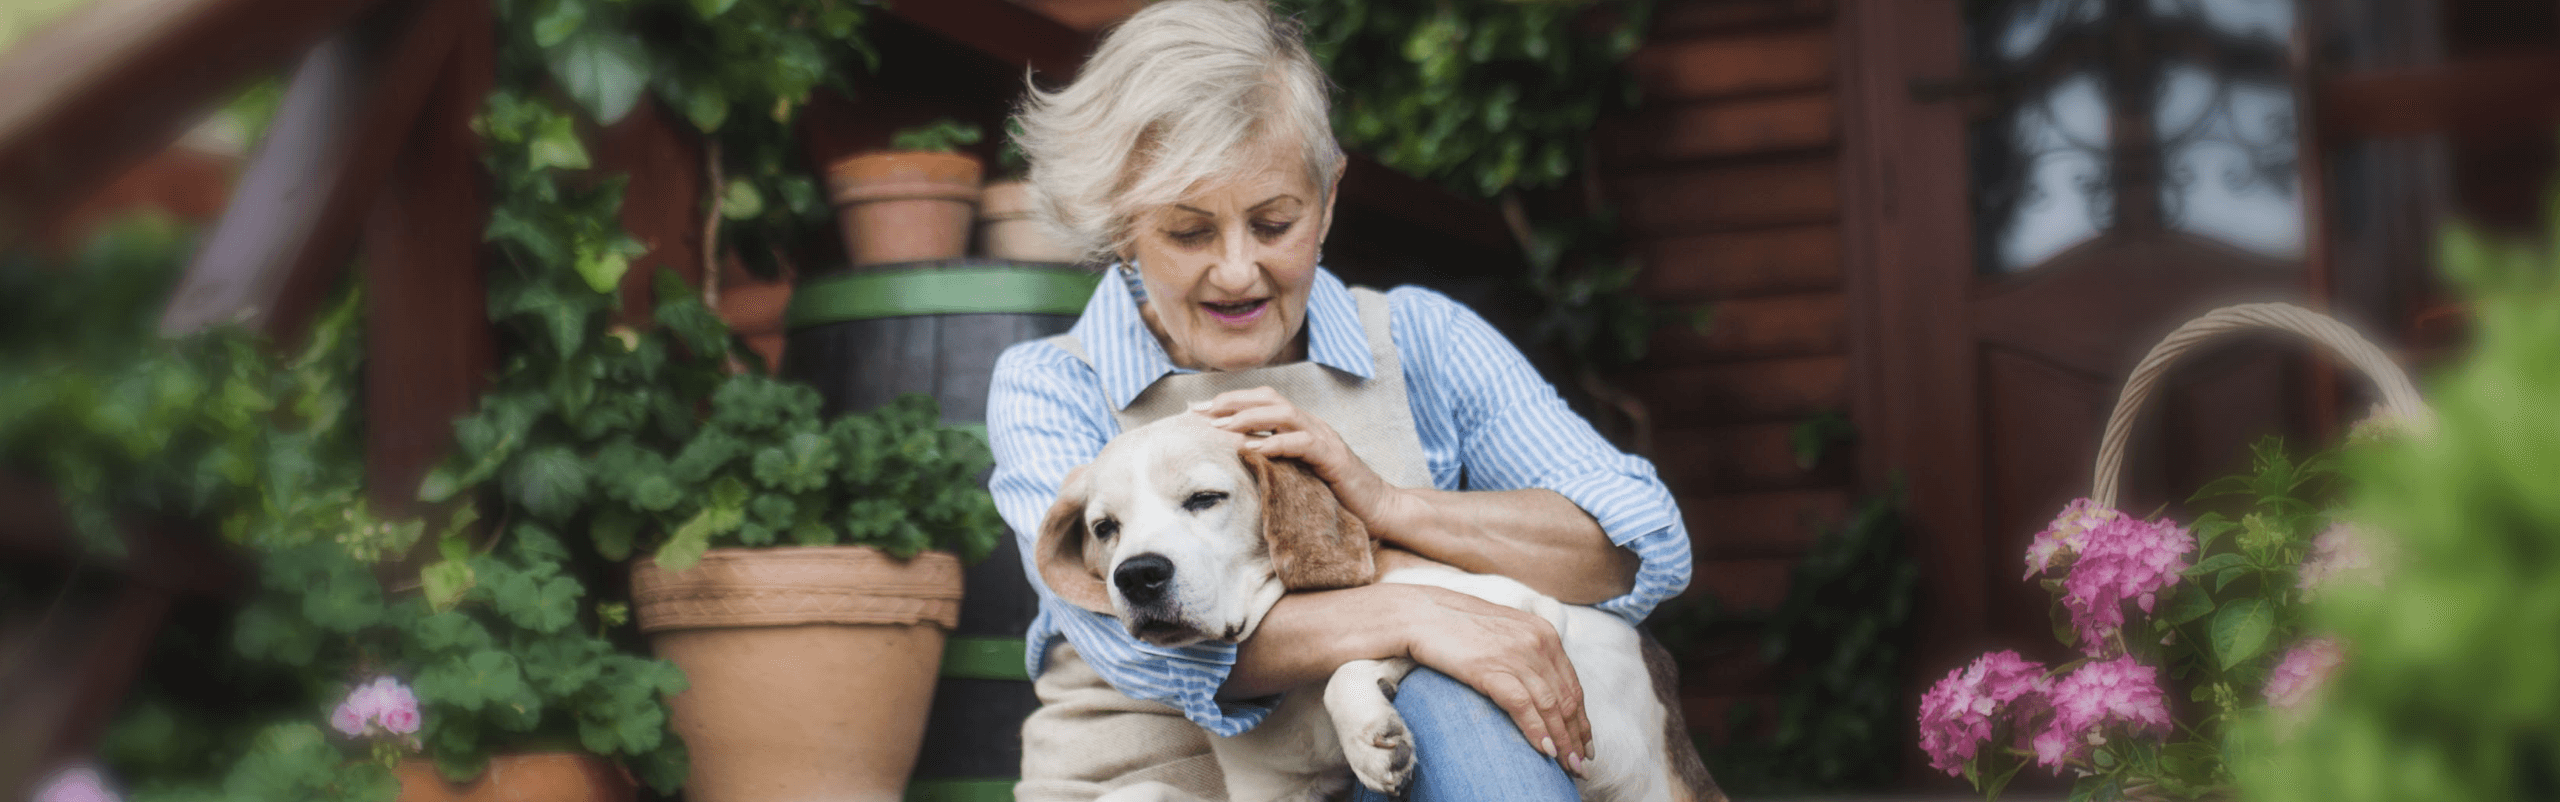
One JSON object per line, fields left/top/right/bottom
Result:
{"left": 787, "top": 264, "right": 1100, "bottom": 328}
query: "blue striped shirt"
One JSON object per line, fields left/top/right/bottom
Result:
{"left": 984, "top": 266, "right": 1692, "bottom": 736}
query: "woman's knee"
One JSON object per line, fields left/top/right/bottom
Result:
{"left": 1379, "top": 668, "right": 1579, "bottom": 802}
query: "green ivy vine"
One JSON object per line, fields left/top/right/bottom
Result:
{"left": 1288, "top": 0, "right": 1692, "bottom": 371}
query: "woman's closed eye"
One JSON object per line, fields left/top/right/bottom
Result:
{"left": 1183, "top": 491, "right": 1227, "bottom": 512}
{"left": 1165, "top": 227, "right": 1214, "bottom": 247}
{"left": 1251, "top": 219, "right": 1293, "bottom": 239}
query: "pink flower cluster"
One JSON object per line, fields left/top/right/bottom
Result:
{"left": 2264, "top": 637, "right": 2344, "bottom": 712}
{"left": 2060, "top": 515, "right": 2194, "bottom": 654}
{"left": 2023, "top": 498, "right": 2122, "bottom": 579}
{"left": 331, "top": 675, "right": 421, "bottom": 739}
{"left": 34, "top": 765, "right": 119, "bottom": 802}
{"left": 2031, "top": 655, "right": 2173, "bottom": 769}
{"left": 1917, "top": 651, "right": 2050, "bottom": 775}
{"left": 2296, "top": 522, "right": 2377, "bottom": 596}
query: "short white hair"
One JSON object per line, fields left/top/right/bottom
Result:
{"left": 1011, "top": 0, "right": 1342, "bottom": 264}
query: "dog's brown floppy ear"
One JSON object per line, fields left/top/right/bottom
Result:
{"left": 1244, "top": 449, "right": 1376, "bottom": 590}
{"left": 1035, "top": 465, "right": 1113, "bottom": 613}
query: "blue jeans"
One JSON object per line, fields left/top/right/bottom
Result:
{"left": 1348, "top": 668, "right": 1580, "bottom": 802}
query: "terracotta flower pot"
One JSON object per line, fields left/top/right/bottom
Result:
{"left": 630, "top": 546, "right": 963, "bottom": 802}
{"left": 975, "top": 179, "right": 1081, "bottom": 263}
{"left": 826, "top": 151, "right": 983, "bottom": 268}
{"left": 393, "top": 753, "right": 634, "bottom": 802}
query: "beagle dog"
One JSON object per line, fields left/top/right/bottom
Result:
{"left": 1036, "top": 412, "right": 1722, "bottom": 802}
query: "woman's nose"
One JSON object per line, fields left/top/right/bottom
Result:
{"left": 1205, "top": 232, "right": 1257, "bottom": 292}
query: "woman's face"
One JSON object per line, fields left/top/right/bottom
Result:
{"left": 1126, "top": 137, "right": 1337, "bottom": 372}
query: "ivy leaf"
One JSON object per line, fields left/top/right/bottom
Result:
{"left": 528, "top": 112, "right": 592, "bottom": 172}
{"left": 532, "top": 0, "right": 587, "bottom": 48}
{"left": 574, "top": 248, "right": 631, "bottom": 295}
{"left": 2211, "top": 598, "right": 2274, "bottom": 669}
{"left": 547, "top": 31, "right": 649, "bottom": 125}
{"left": 721, "top": 179, "right": 764, "bottom": 220}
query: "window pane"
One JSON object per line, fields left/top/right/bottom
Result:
{"left": 2155, "top": 63, "right": 2303, "bottom": 258}
{"left": 1978, "top": 73, "right": 2116, "bottom": 273}
{"left": 2148, "top": 0, "right": 2294, "bottom": 46}
{"left": 1993, "top": 0, "right": 2105, "bottom": 62}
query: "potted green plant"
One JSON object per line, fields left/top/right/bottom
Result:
{"left": 0, "top": 224, "right": 685, "bottom": 800}
{"left": 597, "top": 378, "right": 999, "bottom": 802}
{"left": 975, "top": 123, "right": 1080, "bottom": 263}
{"left": 825, "top": 119, "right": 986, "bottom": 268}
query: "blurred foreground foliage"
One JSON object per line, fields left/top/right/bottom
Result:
{"left": 2237, "top": 194, "right": 2560, "bottom": 802}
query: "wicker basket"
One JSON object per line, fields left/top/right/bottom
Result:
{"left": 2088, "top": 303, "right": 2425, "bottom": 802}
{"left": 2088, "top": 302, "right": 2431, "bottom": 510}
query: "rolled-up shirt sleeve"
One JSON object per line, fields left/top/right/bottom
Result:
{"left": 1389, "top": 286, "right": 1694, "bottom": 625}
{"left": 985, "top": 341, "right": 1277, "bottom": 736}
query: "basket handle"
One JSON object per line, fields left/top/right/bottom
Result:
{"left": 2090, "top": 302, "right": 2428, "bottom": 509}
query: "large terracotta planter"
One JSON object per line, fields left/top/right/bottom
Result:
{"left": 631, "top": 546, "right": 963, "bottom": 802}
{"left": 826, "top": 151, "right": 983, "bottom": 267}
{"left": 975, "top": 179, "right": 1080, "bottom": 263}
{"left": 394, "top": 753, "right": 634, "bottom": 802}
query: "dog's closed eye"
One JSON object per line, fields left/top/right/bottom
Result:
{"left": 1093, "top": 518, "right": 1120, "bottom": 540}
{"left": 1183, "top": 491, "right": 1227, "bottom": 512}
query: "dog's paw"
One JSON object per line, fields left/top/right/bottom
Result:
{"left": 1343, "top": 712, "right": 1415, "bottom": 797}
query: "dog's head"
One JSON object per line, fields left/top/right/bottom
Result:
{"left": 1035, "top": 412, "right": 1376, "bottom": 647}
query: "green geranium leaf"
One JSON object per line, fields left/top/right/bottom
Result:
{"left": 422, "top": 555, "right": 476, "bottom": 612}
{"left": 689, "top": 0, "right": 741, "bottom": 20}
{"left": 591, "top": 505, "right": 642, "bottom": 561}
{"left": 505, "top": 445, "right": 592, "bottom": 523}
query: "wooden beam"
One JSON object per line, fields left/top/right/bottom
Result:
{"left": 361, "top": 0, "right": 494, "bottom": 517}
{"left": 879, "top": 0, "right": 1092, "bottom": 82}
{"left": 2318, "top": 50, "right": 2560, "bottom": 138}
{"left": 155, "top": 0, "right": 474, "bottom": 344}
{"left": 0, "top": 0, "right": 385, "bottom": 241}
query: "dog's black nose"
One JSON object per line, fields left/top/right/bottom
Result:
{"left": 1114, "top": 553, "right": 1175, "bottom": 605}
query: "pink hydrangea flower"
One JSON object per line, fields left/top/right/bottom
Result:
{"left": 2264, "top": 637, "right": 2345, "bottom": 711}
{"left": 2025, "top": 499, "right": 2123, "bottom": 579}
{"left": 2297, "top": 523, "right": 2378, "bottom": 596}
{"left": 2033, "top": 655, "right": 2172, "bottom": 770}
{"left": 1917, "top": 650, "right": 2050, "bottom": 776}
{"left": 2061, "top": 516, "right": 2194, "bottom": 654}
{"left": 34, "top": 764, "right": 120, "bottom": 802}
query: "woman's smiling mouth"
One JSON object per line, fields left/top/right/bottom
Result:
{"left": 1200, "top": 298, "right": 1269, "bottom": 324}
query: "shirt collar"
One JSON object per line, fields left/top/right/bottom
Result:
{"left": 1068, "top": 265, "right": 1375, "bottom": 412}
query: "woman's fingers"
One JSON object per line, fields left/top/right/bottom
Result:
{"left": 1403, "top": 589, "right": 1595, "bottom": 775}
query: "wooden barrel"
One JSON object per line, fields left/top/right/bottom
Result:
{"left": 781, "top": 258, "right": 1099, "bottom": 802}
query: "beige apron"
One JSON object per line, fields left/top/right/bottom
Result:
{"left": 1015, "top": 288, "right": 1434, "bottom": 802}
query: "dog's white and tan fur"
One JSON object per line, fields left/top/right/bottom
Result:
{"left": 1036, "top": 413, "right": 1721, "bottom": 802}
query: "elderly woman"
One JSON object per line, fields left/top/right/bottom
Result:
{"left": 985, "top": 1, "right": 1691, "bottom": 800}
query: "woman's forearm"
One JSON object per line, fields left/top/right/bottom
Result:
{"left": 1369, "top": 488, "right": 1638, "bottom": 605}
{"left": 1221, "top": 584, "right": 1414, "bottom": 699}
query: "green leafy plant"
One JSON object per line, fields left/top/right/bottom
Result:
{"left": 1652, "top": 486, "right": 1920, "bottom": 796}
{"left": 2238, "top": 196, "right": 2560, "bottom": 802}
{"left": 493, "top": 0, "right": 875, "bottom": 277}
{"left": 889, "top": 118, "right": 986, "bottom": 154}
{"left": 1923, "top": 435, "right": 2351, "bottom": 802}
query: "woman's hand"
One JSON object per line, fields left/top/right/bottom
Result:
{"left": 1399, "top": 585, "right": 1594, "bottom": 774}
{"left": 1193, "top": 387, "right": 1420, "bottom": 535}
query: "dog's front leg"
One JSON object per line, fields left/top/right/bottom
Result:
{"left": 1324, "top": 657, "right": 1419, "bottom": 795}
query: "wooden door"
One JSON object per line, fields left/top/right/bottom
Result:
{"left": 1841, "top": 0, "right": 2319, "bottom": 670}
